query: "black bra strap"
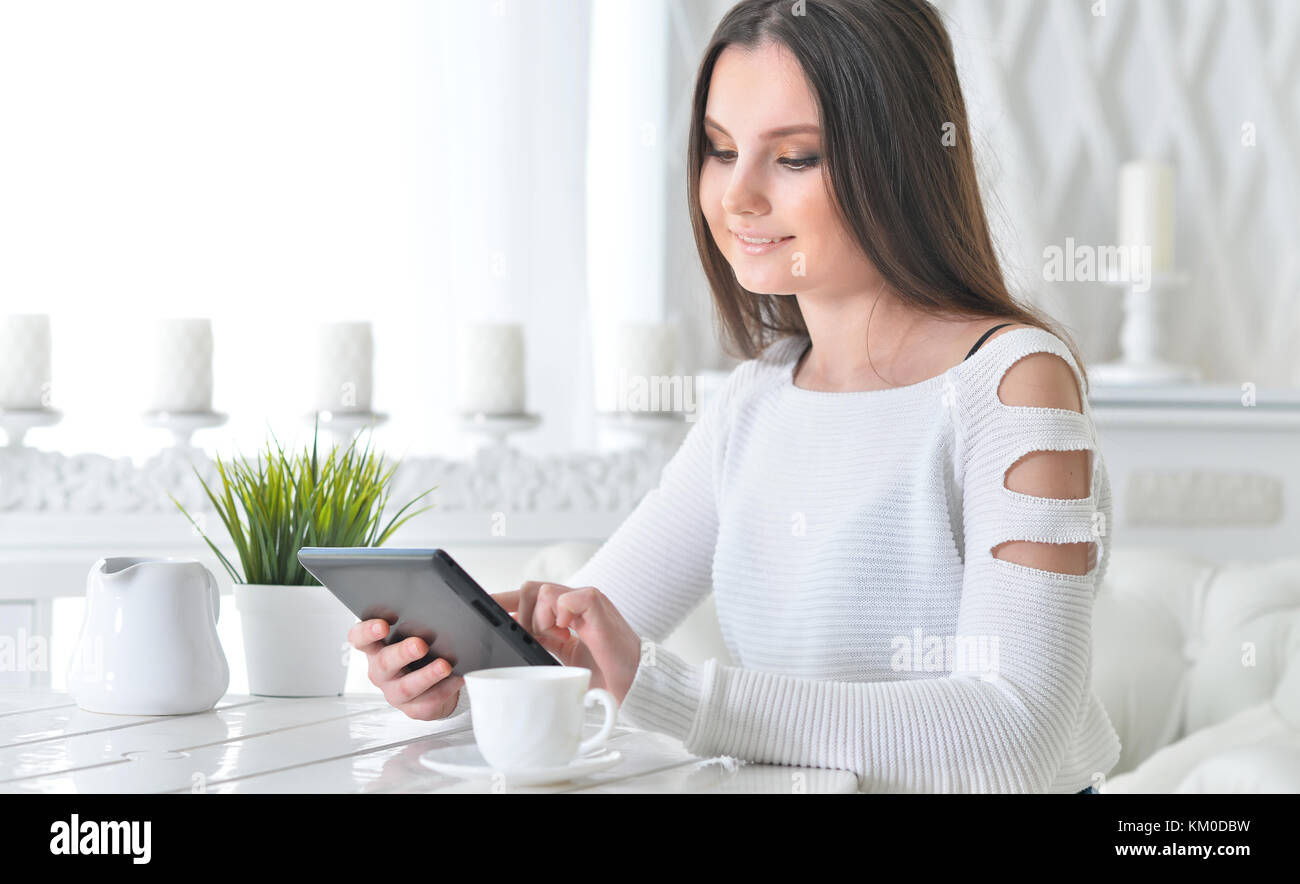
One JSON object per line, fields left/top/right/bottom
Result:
{"left": 963, "top": 322, "right": 1016, "bottom": 361}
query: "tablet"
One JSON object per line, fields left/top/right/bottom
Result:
{"left": 297, "top": 547, "right": 561, "bottom": 675}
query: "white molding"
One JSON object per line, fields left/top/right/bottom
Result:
{"left": 0, "top": 441, "right": 679, "bottom": 602}
{"left": 0, "top": 441, "right": 675, "bottom": 518}
{"left": 1094, "top": 408, "right": 1300, "bottom": 430}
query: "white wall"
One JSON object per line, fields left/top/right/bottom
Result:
{"left": 668, "top": 0, "right": 1300, "bottom": 384}
{"left": 0, "top": 0, "right": 594, "bottom": 461}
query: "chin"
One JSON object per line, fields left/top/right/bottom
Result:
{"left": 732, "top": 271, "right": 795, "bottom": 296}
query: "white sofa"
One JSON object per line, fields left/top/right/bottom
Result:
{"left": 517, "top": 541, "right": 1300, "bottom": 793}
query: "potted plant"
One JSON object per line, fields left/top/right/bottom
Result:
{"left": 171, "top": 418, "right": 435, "bottom": 697}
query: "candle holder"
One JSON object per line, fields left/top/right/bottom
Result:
{"left": 0, "top": 407, "right": 63, "bottom": 448}
{"left": 595, "top": 409, "right": 687, "bottom": 452}
{"left": 1092, "top": 270, "right": 1200, "bottom": 385}
{"left": 456, "top": 411, "right": 542, "bottom": 450}
{"left": 302, "top": 409, "right": 389, "bottom": 444}
{"left": 142, "top": 409, "right": 229, "bottom": 448}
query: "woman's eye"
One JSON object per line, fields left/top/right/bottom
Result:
{"left": 705, "top": 145, "right": 820, "bottom": 171}
{"left": 780, "top": 156, "right": 820, "bottom": 171}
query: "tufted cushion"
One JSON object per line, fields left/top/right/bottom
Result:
{"left": 1090, "top": 546, "right": 1215, "bottom": 773}
{"left": 1103, "top": 702, "right": 1300, "bottom": 792}
{"left": 1176, "top": 744, "right": 1300, "bottom": 793}
{"left": 1092, "top": 545, "right": 1300, "bottom": 779}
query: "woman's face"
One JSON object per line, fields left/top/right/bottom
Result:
{"left": 699, "top": 41, "right": 868, "bottom": 298}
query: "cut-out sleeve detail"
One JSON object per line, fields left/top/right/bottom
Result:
{"left": 947, "top": 330, "right": 1114, "bottom": 781}
{"left": 961, "top": 338, "right": 1110, "bottom": 585}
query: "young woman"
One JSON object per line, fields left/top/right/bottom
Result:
{"left": 350, "top": 0, "right": 1116, "bottom": 794}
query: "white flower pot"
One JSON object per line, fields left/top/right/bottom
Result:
{"left": 234, "top": 583, "right": 357, "bottom": 697}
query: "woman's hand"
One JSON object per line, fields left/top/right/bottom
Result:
{"left": 347, "top": 618, "right": 464, "bottom": 721}
{"left": 491, "top": 582, "right": 642, "bottom": 703}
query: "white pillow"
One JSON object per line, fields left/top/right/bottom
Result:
{"left": 1176, "top": 745, "right": 1300, "bottom": 793}
{"left": 1104, "top": 702, "right": 1300, "bottom": 792}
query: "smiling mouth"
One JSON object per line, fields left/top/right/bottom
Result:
{"left": 733, "top": 232, "right": 795, "bottom": 255}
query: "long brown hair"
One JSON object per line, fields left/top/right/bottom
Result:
{"left": 687, "top": 0, "right": 1090, "bottom": 389}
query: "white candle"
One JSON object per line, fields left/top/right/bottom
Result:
{"left": 314, "top": 321, "right": 373, "bottom": 413}
{"left": 456, "top": 322, "right": 525, "bottom": 415}
{"left": 148, "top": 318, "right": 213, "bottom": 413}
{"left": 0, "top": 314, "right": 53, "bottom": 410}
{"left": 604, "top": 321, "right": 678, "bottom": 413}
{"left": 1118, "top": 161, "right": 1175, "bottom": 275}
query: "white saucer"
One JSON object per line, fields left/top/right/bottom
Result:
{"left": 419, "top": 743, "right": 623, "bottom": 786}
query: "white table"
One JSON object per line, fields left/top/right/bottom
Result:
{"left": 0, "top": 690, "right": 859, "bottom": 794}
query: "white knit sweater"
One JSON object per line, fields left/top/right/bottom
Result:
{"left": 563, "top": 326, "right": 1121, "bottom": 793}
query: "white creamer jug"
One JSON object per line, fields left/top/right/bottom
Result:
{"left": 68, "top": 556, "right": 229, "bottom": 715}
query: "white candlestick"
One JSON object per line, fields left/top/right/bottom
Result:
{"left": 456, "top": 322, "right": 525, "bottom": 415}
{"left": 314, "top": 321, "right": 373, "bottom": 414}
{"left": 600, "top": 321, "right": 678, "bottom": 413}
{"left": 148, "top": 318, "right": 213, "bottom": 413}
{"left": 1118, "top": 160, "right": 1175, "bottom": 275}
{"left": 0, "top": 314, "right": 53, "bottom": 409}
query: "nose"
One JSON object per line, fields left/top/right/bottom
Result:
{"left": 720, "top": 157, "right": 770, "bottom": 217}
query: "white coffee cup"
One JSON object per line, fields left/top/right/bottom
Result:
{"left": 463, "top": 666, "right": 618, "bottom": 771}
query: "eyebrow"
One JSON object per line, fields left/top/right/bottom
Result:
{"left": 703, "top": 116, "right": 821, "bottom": 139}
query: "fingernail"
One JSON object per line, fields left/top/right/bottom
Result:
{"left": 372, "top": 623, "right": 383, "bottom": 637}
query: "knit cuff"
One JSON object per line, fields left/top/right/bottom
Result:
{"left": 616, "top": 641, "right": 712, "bottom": 744}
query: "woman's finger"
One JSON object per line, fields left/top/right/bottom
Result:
{"left": 375, "top": 636, "right": 427, "bottom": 680}
{"left": 396, "top": 675, "right": 464, "bottom": 721}
{"left": 491, "top": 589, "right": 521, "bottom": 612}
{"left": 386, "top": 656, "right": 455, "bottom": 706}
{"left": 533, "top": 583, "right": 568, "bottom": 636}
{"left": 519, "top": 582, "right": 550, "bottom": 638}
{"left": 533, "top": 630, "right": 566, "bottom": 662}
{"left": 349, "top": 618, "right": 389, "bottom": 653}
{"left": 554, "top": 588, "right": 622, "bottom": 665}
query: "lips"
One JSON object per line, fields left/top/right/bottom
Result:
{"left": 732, "top": 230, "right": 790, "bottom": 242}
{"left": 732, "top": 231, "right": 795, "bottom": 255}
